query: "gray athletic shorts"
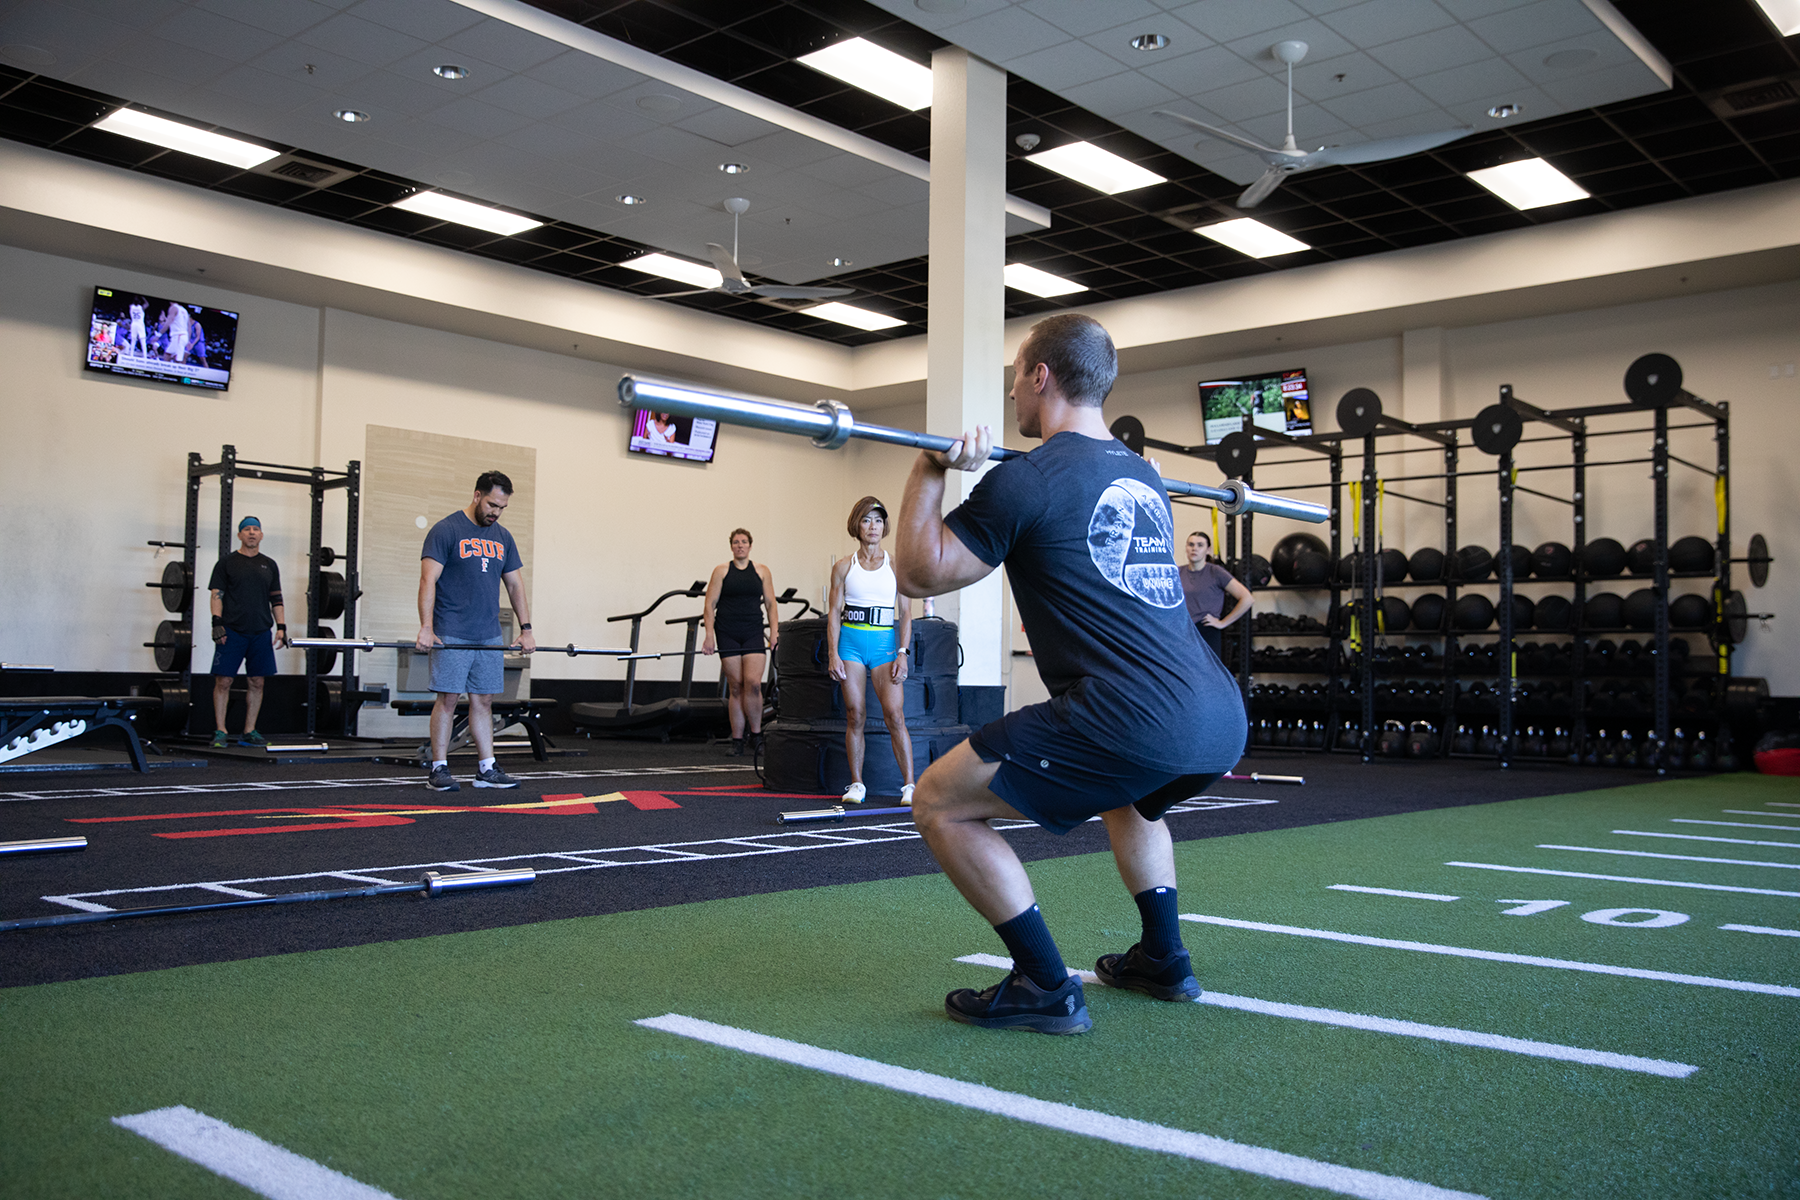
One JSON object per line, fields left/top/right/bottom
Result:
{"left": 429, "top": 635, "right": 504, "bottom": 695}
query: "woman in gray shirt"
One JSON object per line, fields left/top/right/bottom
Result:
{"left": 1179, "top": 531, "right": 1252, "bottom": 659}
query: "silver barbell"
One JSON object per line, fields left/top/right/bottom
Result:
{"left": 289, "top": 637, "right": 658, "bottom": 659}
{"left": 620, "top": 376, "right": 1330, "bottom": 524}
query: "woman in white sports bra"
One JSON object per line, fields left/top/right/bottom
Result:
{"left": 826, "top": 495, "right": 914, "bottom": 805}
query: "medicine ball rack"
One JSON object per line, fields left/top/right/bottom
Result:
{"left": 143, "top": 444, "right": 367, "bottom": 742}
{"left": 1114, "top": 353, "right": 1770, "bottom": 774}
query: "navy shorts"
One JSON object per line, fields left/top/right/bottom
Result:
{"left": 429, "top": 636, "right": 505, "bottom": 695}
{"left": 968, "top": 701, "right": 1224, "bottom": 835}
{"left": 715, "top": 626, "right": 765, "bottom": 658}
{"left": 211, "top": 629, "right": 277, "bottom": 677}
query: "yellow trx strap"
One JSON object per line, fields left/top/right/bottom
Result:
{"left": 1714, "top": 473, "right": 1727, "bottom": 535}
{"left": 1211, "top": 505, "right": 1220, "bottom": 552}
{"left": 1348, "top": 481, "right": 1362, "bottom": 542}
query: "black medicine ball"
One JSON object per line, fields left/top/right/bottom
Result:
{"left": 1379, "top": 595, "right": 1411, "bottom": 633}
{"left": 1583, "top": 591, "right": 1625, "bottom": 629}
{"left": 1292, "top": 550, "right": 1331, "bottom": 586}
{"left": 1508, "top": 544, "right": 1534, "bottom": 580}
{"left": 1534, "top": 541, "right": 1573, "bottom": 578}
{"left": 1239, "top": 554, "right": 1273, "bottom": 588}
{"left": 1455, "top": 544, "right": 1494, "bottom": 582}
{"left": 1271, "top": 532, "right": 1329, "bottom": 585}
{"left": 1379, "top": 547, "right": 1410, "bottom": 585}
{"left": 1624, "top": 588, "right": 1661, "bottom": 631}
{"left": 1627, "top": 538, "right": 1656, "bottom": 576}
{"left": 1452, "top": 593, "right": 1496, "bottom": 630}
{"left": 1410, "top": 593, "right": 1446, "bottom": 631}
{"left": 1409, "top": 547, "right": 1445, "bottom": 582}
{"left": 1670, "top": 593, "right": 1711, "bottom": 628}
{"left": 1581, "top": 537, "right": 1627, "bottom": 578}
{"left": 1510, "top": 594, "right": 1535, "bottom": 630}
{"left": 1337, "top": 553, "right": 1368, "bottom": 584}
{"left": 1669, "top": 535, "right": 1715, "bottom": 574}
{"left": 1534, "top": 593, "right": 1573, "bottom": 630}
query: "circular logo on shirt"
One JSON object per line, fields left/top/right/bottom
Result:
{"left": 1087, "top": 478, "right": 1182, "bottom": 608}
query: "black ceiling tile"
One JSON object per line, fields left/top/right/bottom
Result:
{"left": 1299, "top": 221, "right": 1383, "bottom": 247}
{"left": 214, "top": 172, "right": 315, "bottom": 204}
{"left": 1356, "top": 209, "right": 1446, "bottom": 237}
{"left": 882, "top": 283, "right": 928, "bottom": 304}
{"left": 1, "top": 80, "right": 115, "bottom": 125}
{"left": 578, "top": 263, "right": 652, "bottom": 288}
{"left": 584, "top": 1, "right": 711, "bottom": 53}
{"left": 1574, "top": 161, "right": 1676, "bottom": 194}
{"left": 1285, "top": 170, "right": 1382, "bottom": 201}
{"left": 664, "top": 31, "right": 785, "bottom": 81}
{"left": 1425, "top": 195, "right": 1514, "bottom": 225}
{"left": 281, "top": 188, "right": 381, "bottom": 219}
{"left": 1611, "top": 0, "right": 1768, "bottom": 59}
{"left": 1356, "top": 156, "right": 1457, "bottom": 188}
{"left": 853, "top": 111, "right": 930, "bottom": 155}
{"left": 1088, "top": 212, "right": 1180, "bottom": 242}
{"left": 1680, "top": 45, "right": 1798, "bottom": 93}
{"left": 1773, "top": 158, "right": 1800, "bottom": 180}
{"left": 1039, "top": 107, "right": 1121, "bottom": 143}
{"left": 1125, "top": 180, "right": 1213, "bottom": 213}
{"left": 514, "top": 224, "right": 609, "bottom": 252}
{"left": 1066, "top": 265, "right": 1136, "bottom": 290}
{"left": 1451, "top": 212, "right": 1535, "bottom": 237}
{"left": 1598, "top": 180, "right": 1692, "bottom": 209}
{"left": 738, "top": 60, "right": 853, "bottom": 110}
{"left": 1039, "top": 225, "right": 1126, "bottom": 255}
{"left": 136, "top": 154, "right": 244, "bottom": 187}
{"left": 1382, "top": 226, "right": 1459, "bottom": 250}
{"left": 1729, "top": 105, "right": 1800, "bottom": 139}
{"left": 1637, "top": 123, "right": 1739, "bottom": 157}
{"left": 1324, "top": 190, "right": 1411, "bottom": 219}
{"left": 470, "top": 237, "right": 553, "bottom": 264}
{"left": 1517, "top": 116, "right": 1621, "bottom": 156}
{"left": 1394, "top": 176, "right": 1485, "bottom": 206}
{"left": 849, "top": 17, "right": 946, "bottom": 61}
{"left": 408, "top": 222, "right": 500, "bottom": 250}
{"left": 346, "top": 206, "right": 442, "bottom": 236}
{"left": 1662, "top": 143, "right": 1765, "bottom": 176}
{"left": 1322, "top": 239, "right": 1390, "bottom": 261}
{"left": 795, "top": 85, "right": 912, "bottom": 129}
{"left": 1751, "top": 130, "right": 1800, "bottom": 161}
{"left": 1602, "top": 94, "right": 1718, "bottom": 138}
{"left": 1685, "top": 164, "right": 1778, "bottom": 193}
{"left": 325, "top": 172, "right": 413, "bottom": 205}
{"left": 1434, "top": 137, "right": 1541, "bottom": 174}
{"left": 1552, "top": 141, "right": 1650, "bottom": 176}
{"left": 1057, "top": 194, "right": 1147, "bottom": 225}
{"left": 50, "top": 126, "right": 164, "bottom": 167}
{"left": 657, "top": 0, "right": 761, "bottom": 29}
{"left": 1007, "top": 172, "right": 1106, "bottom": 209}
{"left": 0, "top": 108, "right": 80, "bottom": 146}
{"left": 0, "top": 62, "right": 30, "bottom": 88}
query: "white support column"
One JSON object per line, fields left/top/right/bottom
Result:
{"left": 926, "top": 46, "right": 1009, "bottom": 691}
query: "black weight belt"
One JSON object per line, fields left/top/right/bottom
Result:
{"left": 840, "top": 605, "right": 895, "bottom": 628}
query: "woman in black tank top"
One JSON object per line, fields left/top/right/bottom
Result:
{"left": 702, "top": 528, "right": 780, "bottom": 755}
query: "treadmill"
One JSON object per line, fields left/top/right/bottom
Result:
{"left": 570, "top": 582, "right": 712, "bottom": 741}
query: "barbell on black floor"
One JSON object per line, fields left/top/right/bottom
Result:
{"left": 289, "top": 637, "right": 654, "bottom": 658}
{"left": 620, "top": 376, "right": 1330, "bottom": 524}
{"left": 0, "top": 837, "right": 86, "bottom": 857}
{"left": 0, "top": 867, "right": 535, "bottom": 932}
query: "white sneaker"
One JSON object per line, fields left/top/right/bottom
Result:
{"left": 900, "top": 784, "right": 915, "bottom": 807}
{"left": 842, "top": 782, "right": 867, "bottom": 804}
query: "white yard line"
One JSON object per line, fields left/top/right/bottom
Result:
{"left": 1719, "top": 924, "right": 1800, "bottom": 938}
{"left": 637, "top": 1013, "right": 1488, "bottom": 1200}
{"left": 1671, "top": 819, "right": 1800, "bottom": 832}
{"left": 1537, "top": 844, "right": 1800, "bottom": 870}
{"left": 1180, "top": 914, "right": 1800, "bottom": 998}
{"left": 1720, "top": 810, "right": 1800, "bottom": 819}
{"left": 1329, "top": 886, "right": 1460, "bottom": 901}
{"left": 1444, "top": 861, "right": 1800, "bottom": 898}
{"left": 1613, "top": 829, "right": 1800, "bottom": 849}
{"left": 953, "top": 954, "right": 1692, "bottom": 1077}
{"left": 114, "top": 1106, "right": 401, "bottom": 1200}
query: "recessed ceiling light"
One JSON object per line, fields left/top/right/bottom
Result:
{"left": 623, "top": 253, "right": 723, "bottom": 289}
{"left": 1467, "top": 158, "right": 1590, "bottom": 210}
{"left": 719, "top": 162, "right": 749, "bottom": 175}
{"left": 1487, "top": 103, "right": 1522, "bottom": 118}
{"left": 392, "top": 191, "right": 542, "bottom": 236}
{"left": 93, "top": 108, "right": 279, "bottom": 169}
{"left": 1194, "top": 218, "right": 1309, "bottom": 258}
{"left": 617, "top": 194, "right": 646, "bottom": 205}
{"left": 829, "top": 257, "right": 853, "bottom": 267}
{"left": 334, "top": 109, "right": 370, "bottom": 123}
{"left": 433, "top": 64, "right": 468, "bottom": 80}
{"left": 1025, "top": 141, "right": 1165, "bottom": 195}
{"left": 805, "top": 302, "right": 905, "bottom": 331}
{"left": 1004, "top": 262, "right": 1087, "bottom": 297}
{"left": 798, "top": 37, "right": 934, "bottom": 111}
{"left": 1750, "top": 0, "right": 1800, "bottom": 36}
{"left": 1130, "top": 33, "right": 1170, "bottom": 51}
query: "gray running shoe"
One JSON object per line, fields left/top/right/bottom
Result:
{"left": 473, "top": 764, "right": 519, "bottom": 789}
{"left": 426, "top": 765, "right": 460, "bottom": 792}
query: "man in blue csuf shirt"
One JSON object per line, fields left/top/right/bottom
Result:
{"left": 896, "top": 313, "right": 1247, "bottom": 1035}
{"left": 416, "top": 470, "right": 536, "bottom": 792}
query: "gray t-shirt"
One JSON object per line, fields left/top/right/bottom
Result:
{"left": 421, "top": 510, "right": 523, "bottom": 642}
{"left": 1180, "top": 562, "right": 1234, "bottom": 623}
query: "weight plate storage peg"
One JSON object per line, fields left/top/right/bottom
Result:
{"left": 1472, "top": 403, "right": 1523, "bottom": 455}
{"left": 1336, "top": 388, "right": 1382, "bottom": 437}
{"left": 1215, "top": 430, "right": 1257, "bottom": 479}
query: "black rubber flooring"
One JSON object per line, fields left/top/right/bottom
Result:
{"left": 0, "top": 742, "right": 1647, "bottom": 989}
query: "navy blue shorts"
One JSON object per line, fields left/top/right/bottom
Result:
{"left": 715, "top": 626, "right": 765, "bottom": 658}
{"left": 211, "top": 629, "right": 277, "bottom": 677}
{"left": 968, "top": 701, "right": 1224, "bottom": 835}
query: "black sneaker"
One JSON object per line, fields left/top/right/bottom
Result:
{"left": 728, "top": 738, "right": 744, "bottom": 757}
{"left": 946, "top": 971, "right": 1091, "bottom": 1035}
{"left": 472, "top": 764, "right": 519, "bottom": 789}
{"left": 426, "top": 765, "right": 460, "bottom": 792}
{"left": 1095, "top": 943, "right": 1201, "bottom": 1001}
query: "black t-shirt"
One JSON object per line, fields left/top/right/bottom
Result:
{"left": 207, "top": 551, "right": 282, "bottom": 634}
{"left": 944, "top": 432, "right": 1246, "bottom": 774}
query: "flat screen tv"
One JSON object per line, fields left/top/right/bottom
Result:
{"left": 1199, "top": 368, "right": 1311, "bottom": 443}
{"left": 85, "top": 286, "right": 239, "bottom": 391}
{"left": 628, "top": 407, "right": 718, "bottom": 464}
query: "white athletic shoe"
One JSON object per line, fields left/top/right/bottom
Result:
{"left": 900, "top": 784, "right": 915, "bottom": 807}
{"left": 842, "top": 782, "right": 867, "bottom": 805}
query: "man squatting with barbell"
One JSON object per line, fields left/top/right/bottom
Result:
{"left": 897, "top": 312, "right": 1247, "bottom": 1034}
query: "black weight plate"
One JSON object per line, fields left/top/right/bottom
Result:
{"left": 1109, "top": 415, "right": 1145, "bottom": 456}
{"left": 153, "top": 619, "right": 190, "bottom": 673}
{"left": 1722, "top": 589, "right": 1747, "bottom": 644}
{"left": 1216, "top": 430, "right": 1257, "bottom": 479}
{"left": 159, "top": 560, "right": 191, "bottom": 613}
{"left": 1624, "top": 352, "right": 1682, "bottom": 407}
{"left": 320, "top": 571, "right": 346, "bottom": 620}
{"left": 308, "top": 625, "right": 337, "bottom": 675}
{"left": 1472, "top": 403, "right": 1523, "bottom": 455}
{"left": 1748, "top": 532, "right": 1770, "bottom": 588}
{"left": 317, "top": 546, "right": 337, "bottom": 568}
{"left": 1336, "top": 388, "right": 1382, "bottom": 437}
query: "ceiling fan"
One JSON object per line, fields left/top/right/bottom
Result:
{"left": 656, "top": 198, "right": 856, "bottom": 300}
{"left": 1153, "top": 40, "right": 1473, "bottom": 209}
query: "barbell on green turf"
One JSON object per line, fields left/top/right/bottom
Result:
{"left": 620, "top": 376, "right": 1331, "bottom": 525}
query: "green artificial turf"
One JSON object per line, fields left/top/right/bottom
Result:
{"left": 2, "top": 775, "right": 1796, "bottom": 1198}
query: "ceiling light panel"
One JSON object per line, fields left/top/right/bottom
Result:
{"left": 1004, "top": 263, "right": 1087, "bottom": 297}
{"left": 93, "top": 108, "right": 279, "bottom": 169}
{"left": 1751, "top": 0, "right": 1800, "bottom": 36}
{"left": 1466, "top": 158, "right": 1591, "bottom": 209}
{"left": 392, "top": 191, "right": 542, "bottom": 236}
{"left": 797, "top": 38, "right": 934, "bottom": 111}
{"left": 1025, "top": 141, "right": 1165, "bottom": 194}
{"left": 806, "top": 302, "right": 905, "bottom": 331}
{"left": 1195, "top": 218, "right": 1310, "bottom": 258}
{"left": 623, "top": 253, "right": 723, "bottom": 289}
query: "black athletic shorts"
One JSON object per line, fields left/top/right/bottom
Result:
{"left": 968, "top": 700, "right": 1225, "bottom": 835}
{"left": 715, "top": 626, "right": 765, "bottom": 658}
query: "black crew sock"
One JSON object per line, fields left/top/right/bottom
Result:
{"left": 1134, "top": 886, "right": 1184, "bottom": 958}
{"left": 993, "top": 904, "right": 1068, "bottom": 991}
